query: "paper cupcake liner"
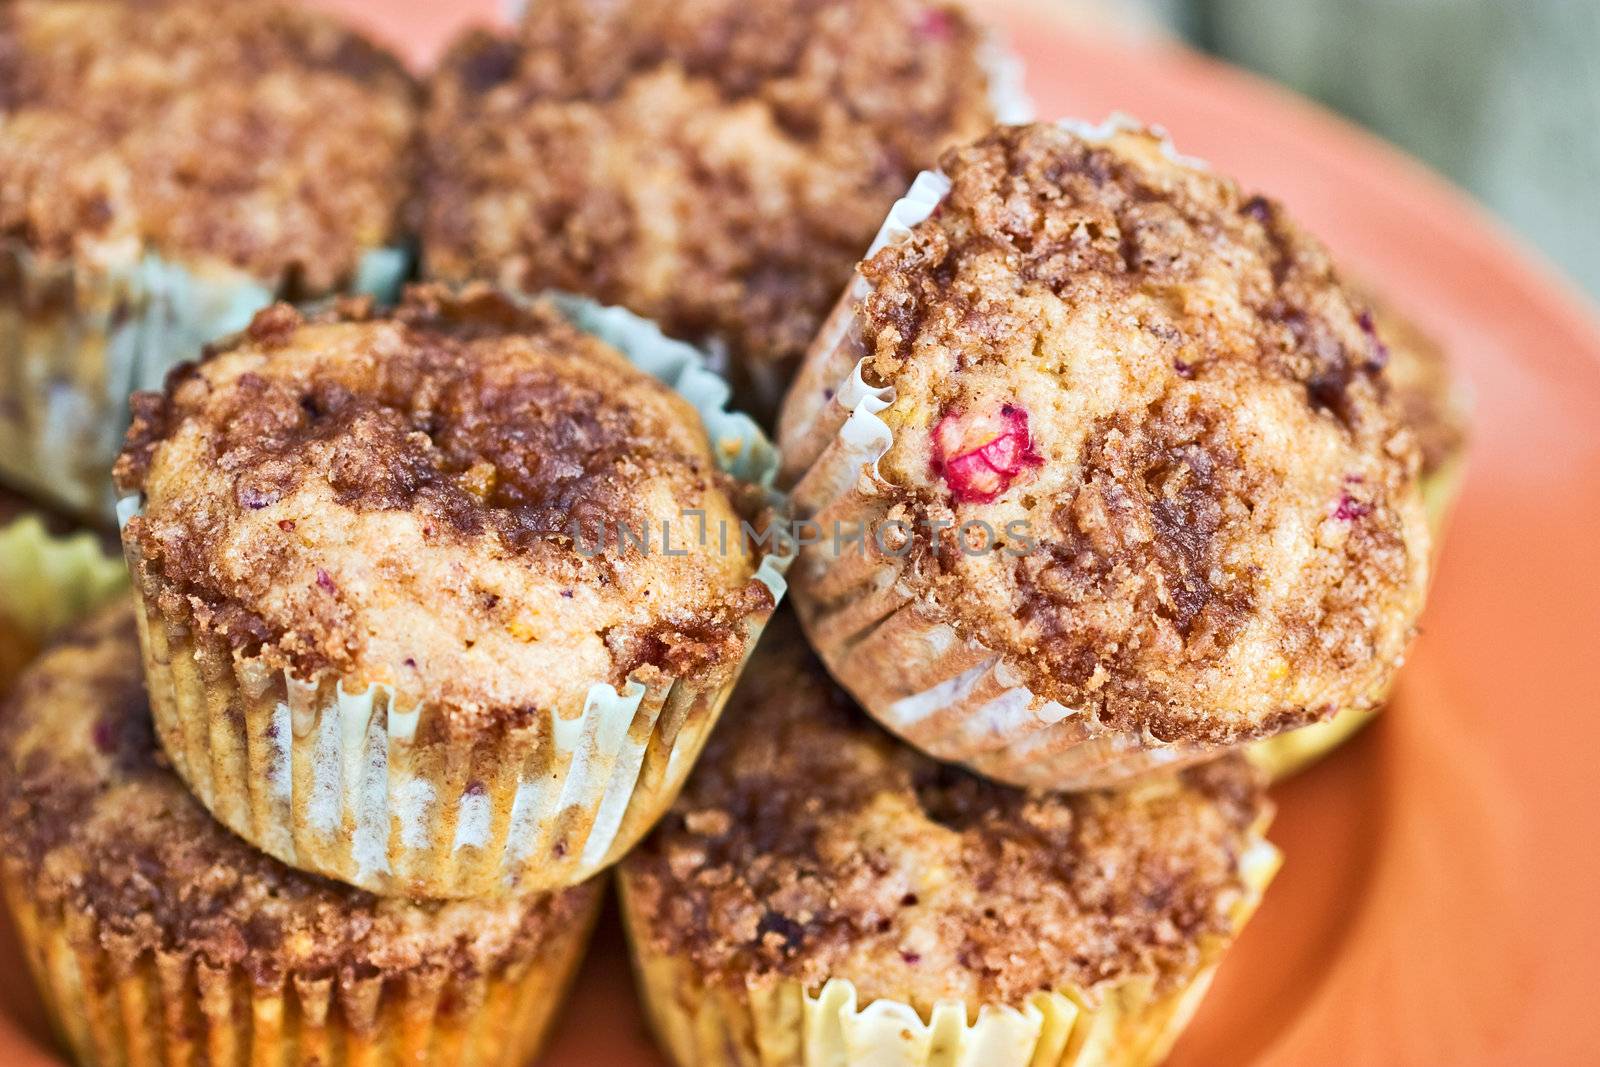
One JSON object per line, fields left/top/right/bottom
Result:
{"left": 978, "top": 26, "right": 1037, "bottom": 126}
{"left": 0, "top": 239, "right": 408, "bottom": 521}
{"left": 620, "top": 839, "right": 1280, "bottom": 1067}
{"left": 122, "top": 294, "right": 791, "bottom": 898}
{"left": 0, "top": 514, "right": 126, "bottom": 643}
{"left": 1247, "top": 452, "right": 1466, "bottom": 779}
{"left": 0, "top": 515, "right": 127, "bottom": 692}
{"left": 1, "top": 871, "right": 597, "bottom": 1067}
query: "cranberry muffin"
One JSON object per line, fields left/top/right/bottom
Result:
{"left": 0, "top": 604, "right": 602, "bottom": 1067}
{"left": 1249, "top": 289, "right": 1469, "bottom": 777}
{"left": 620, "top": 620, "right": 1278, "bottom": 1067}
{"left": 115, "top": 284, "right": 785, "bottom": 897}
{"left": 0, "top": 0, "right": 416, "bottom": 520}
{"left": 420, "top": 0, "right": 1025, "bottom": 420}
{"left": 779, "top": 120, "right": 1434, "bottom": 790}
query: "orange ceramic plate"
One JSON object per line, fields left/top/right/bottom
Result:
{"left": 4, "top": 3, "right": 1599, "bottom": 1064}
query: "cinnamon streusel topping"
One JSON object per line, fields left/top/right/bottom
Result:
{"left": 1359, "top": 292, "right": 1468, "bottom": 480}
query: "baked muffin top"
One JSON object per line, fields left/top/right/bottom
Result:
{"left": 0, "top": 0, "right": 415, "bottom": 289}
{"left": 842, "top": 122, "right": 1432, "bottom": 746}
{"left": 420, "top": 0, "right": 999, "bottom": 406}
{"left": 623, "top": 618, "right": 1273, "bottom": 1009}
{"left": 0, "top": 603, "right": 601, "bottom": 990}
{"left": 115, "top": 285, "right": 775, "bottom": 737}
{"left": 1362, "top": 294, "right": 1468, "bottom": 481}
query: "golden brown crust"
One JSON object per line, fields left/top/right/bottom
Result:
{"left": 853, "top": 123, "right": 1432, "bottom": 745}
{"left": 115, "top": 284, "right": 773, "bottom": 736}
{"left": 1358, "top": 293, "right": 1468, "bottom": 480}
{"left": 623, "top": 615, "right": 1271, "bottom": 1007}
{"left": 0, "top": 0, "right": 416, "bottom": 289}
{"left": 0, "top": 603, "right": 601, "bottom": 989}
{"left": 420, "top": 0, "right": 997, "bottom": 408}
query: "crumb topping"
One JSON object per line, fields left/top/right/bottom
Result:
{"left": 849, "top": 124, "right": 1432, "bottom": 744}
{"left": 1358, "top": 293, "right": 1468, "bottom": 480}
{"left": 115, "top": 285, "right": 774, "bottom": 734}
{"left": 623, "top": 618, "right": 1271, "bottom": 1008}
{"left": 0, "top": 604, "right": 601, "bottom": 990}
{"left": 0, "top": 0, "right": 416, "bottom": 289}
{"left": 420, "top": 0, "right": 998, "bottom": 407}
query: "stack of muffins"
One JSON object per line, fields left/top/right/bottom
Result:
{"left": 0, "top": 2, "right": 1467, "bottom": 1066}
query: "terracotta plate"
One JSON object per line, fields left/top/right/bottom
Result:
{"left": 3, "top": 2, "right": 1598, "bottom": 1064}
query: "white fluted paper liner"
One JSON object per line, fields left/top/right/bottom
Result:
{"left": 778, "top": 119, "right": 1253, "bottom": 791}
{"left": 122, "top": 294, "right": 791, "bottom": 898}
{"left": 621, "top": 840, "right": 1280, "bottom": 1067}
{"left": 0, "top": 240, "right": 408, "bottom": 522}
{"left": 978, "top": 28, "right": 1036, "bottom": 125}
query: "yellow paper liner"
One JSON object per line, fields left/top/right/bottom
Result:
{"left": 0, "top": 515, "right": 126, "bottom": 692}
{"left": 0, "top": 516, "right": 127, "bottom": 640}
{"left": 1, "top": 869, "right": 598, "bottom": 1067}
{"left": 619, "top": 837, "right": 1281, "bottom": 1067}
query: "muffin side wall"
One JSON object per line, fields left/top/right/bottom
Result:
{"left": 126, "top": 579, "right": 770, "bottom": 897}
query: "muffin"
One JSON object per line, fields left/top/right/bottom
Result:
{"left": 0, "top": 0, "right": 417, "bottom": 519}
{"left": 1368, "top": 294, "right": 1470, "bottom": 527}
{"left": 620, "top": 620, "right": 1279, "bottom": 1067}
{"left": 420, "top": 0, "right": 1029, "bottom": 420}
{"left": 0, "top": 603, "right": 602, "bottom": 1067}
{"left": 778, "top": 120, "right": 1434, "bottom": 790}
{"left": 114, "top": 283, "right": 787, "bottom": 898}
{"left": 0, "top": 510, "right": 125, "bottom": 692}
{"left": 1248, "top": 291, "right": 1469, "bottom": 778}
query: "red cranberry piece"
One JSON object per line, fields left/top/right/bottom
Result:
{"left": 917, "top": 7, "right": 954, "bottom": 41}
{"left": 1334, "top": 492, "right": 1371, "bottom": 522}
{"left": 238, "top": 485, "right": 279, "bottom": 510}
{"left": 932, "top": 404, "right": 1043, "bottom": 504}
{"left": 1357, "top": 309, "right": 1391, "bottom": 370}
{"left": 91, "top": 715, "right": 121, "bottom": 755}
{"left": 1242, "top": 195, "right": 1273, "bottom": 223}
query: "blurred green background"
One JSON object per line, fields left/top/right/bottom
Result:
{"left": 1048, "top": 0, "right": 1600, "bottom": 300}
